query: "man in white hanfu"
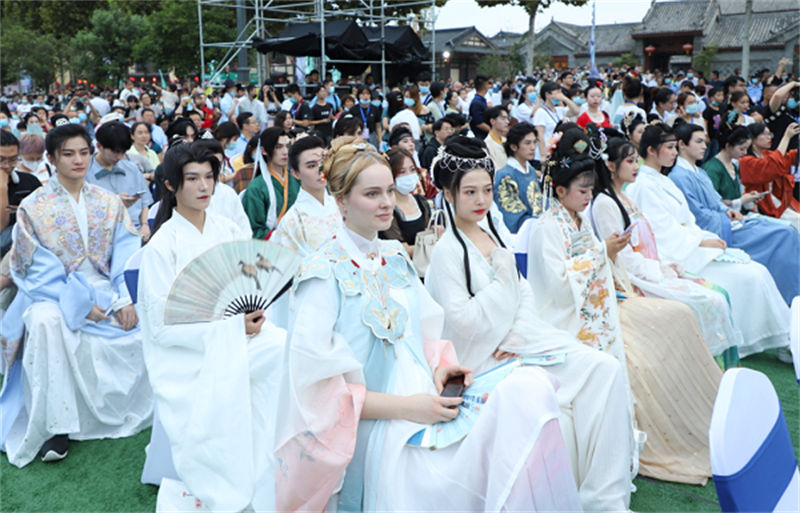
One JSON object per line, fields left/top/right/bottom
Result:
{"left": 271, "top": 135, "right": 342, "bottom": 256}
{"left": 139, "top": 143, "right": 286, "bottom": 512}
{"left": 0, "top": 124, "right": 152, "bottom": 466}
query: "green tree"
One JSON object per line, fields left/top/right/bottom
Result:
{"left": 611, "top": 52, "right": 638, "bottom": 69}
{"left": 0, "top": 21, "right": 60, "bottom": 88}
{"left": 71, "top": 4, "right": 146, "bottom": 86}
{"left": 475, "top": 0, "right": 590, "bottom": 74}
{"left": 693, "top": 45, "right": 719, "bottom": 77}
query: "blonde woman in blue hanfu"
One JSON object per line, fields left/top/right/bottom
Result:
{"left": 275, "top": 141, "right": 582, "bottom": 512}
{"left": 138, "top": 143, "right": 286, "bottom": 512}
{"left": 528, "top": 127, "right": 724, "bottom": 486}
{"left": 425, "top": 136, "right": 632, "bottom": 512}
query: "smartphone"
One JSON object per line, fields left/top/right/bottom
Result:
{"left": 131, "top": 189, "right": 149, "bottom": 198}
{"left": 441, "top": 374, "right": 465, "bottom": 402}
{"left": 753, "top": 191, "right": 769, "bottom": 200}
{"left": 622, "top": 221, "right": 638, "bottom": 236}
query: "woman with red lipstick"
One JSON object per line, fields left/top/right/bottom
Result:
{"left": 425, "top": 136, "right": 634, "bottom": 512}
{"left": 139, "top": 142, "right": 286, "bottom": 511}
{"left": 276, "top": 140, "right": 582, "bottom": 512}
{"left": 529, "top": 127, "right": 725, "bottom": 487}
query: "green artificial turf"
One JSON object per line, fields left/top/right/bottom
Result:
{"left": 1, "top": 351, "right": 797, "bottom": 512}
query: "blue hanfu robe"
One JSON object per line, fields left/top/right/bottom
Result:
{"left": 669, "top": 157, "right": 800, "bottom": 304}
{"left": 494, "top": 158, "right": 545, "bottom": 234}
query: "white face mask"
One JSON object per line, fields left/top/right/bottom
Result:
{"left": 21, "top": 158, "right": 44, "bottom": 171}
{"left": 395, "top": 173, "right": 419, "bottom": 195}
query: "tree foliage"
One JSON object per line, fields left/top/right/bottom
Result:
{"left": 611, "top": 52, "right": 639, "bottom": 69}
{"left": 693, "top": 45, "right": 719, "bottom": 77}
{"left": 475, "top": 0, "right": 590, "bottom": 74}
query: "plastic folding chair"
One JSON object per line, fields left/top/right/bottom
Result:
{"left": 710, "top": 368, "right": 799, "bottom": 512}
{"left": 124, "top": 248, "right": 145, "bottom": 304}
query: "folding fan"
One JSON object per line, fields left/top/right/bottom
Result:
{"left": 163, "top": 240, "right": 299, "bottom": 325}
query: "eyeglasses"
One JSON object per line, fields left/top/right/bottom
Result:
{"left": 0, "top": 156, "right": 20, "bottom": 166}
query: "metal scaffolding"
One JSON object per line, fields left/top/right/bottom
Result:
{"left": 197, "top": 0, "right": 439, "bottom": 89}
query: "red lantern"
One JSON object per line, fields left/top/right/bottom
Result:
{"left": 194, "top": 76, "right": 200, "bottom": 82}
{"left": 682, "top": 43, "right": 693, "bottom": 54}
{"left": 645, "top": 45, "right": 655, "bottom": 56}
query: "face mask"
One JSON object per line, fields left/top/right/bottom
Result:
{"left": 685, "top": 103, "right": 699, "bottom": 115}
{"left": 573, "top": 98, "right": 586, "bottom": 105}
{"left": 289, "top": 97, "right": 297, "bottom": 104}
{"left": 21, "top": 99, "right": 28, "bottom": 104}
{"left": 395, "top": 173, "right": 419, "bottom": 195}
{"left": 359, "top": 98, "right": 370, "bottom": 107}
{"left": 551, "top": 98, "right": 561, "bottom": 106}
{"left": 516, "top": 82, "right": 523, "bottom": 89}
{"left": 27, "top": 124, "right": 43, "bottom": 135}
{"left": 226, "top": 142, "right": 237, "bottom": 151}
{"left": 403, "top": 97, "right": 416, "bottom": 107}
{"left": 0, "top": 119, "right": 7, "bottom": 128}
{"left": 78, "top": 112, "right": 87, "bottom": 122}
{"left": 251, "top": 151, "right": 259, "bottom": 161}
{"left": 11, "top": 115, "right": 18, "bottom": 120}
{"left": 495, "top": 82, "right": 502, "bottom": 89}
{"left": 788, "top": 98, "right": 799, "bottom": 110}
{"left": 21, "top": 158, "right": 43, "bottom": 170}
{"left": 418, "top": 85, "right": 429, "bottom": 94}
{"left": 711, "top": 100, "right": 720, "bottom": 107}
{"left": 328, "top": 86, "right": 335, "bottom": 94}
{"left": 371, "top": 99, "right": 382, "bottom": 107}
{"left": 687, "top": 73, "right": 694, "bottom": 79}
{"left": 69, "top": 117, "right": 81, "bottom": 124}
{"left": 527, "top": 92, "right": 537, "bottom": 103}
{"left": 665, "top": 79, "right": 672, "bottom": 85}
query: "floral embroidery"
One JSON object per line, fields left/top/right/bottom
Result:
{"left": 550, "top": 200, "right": 618, "bottom": 351}
{"left": 12, "top": 180, "right": 137, "bottom": 277}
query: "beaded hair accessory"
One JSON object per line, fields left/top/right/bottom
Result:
{"left": 431, "top": 144, "right": 496, "bottom": 177}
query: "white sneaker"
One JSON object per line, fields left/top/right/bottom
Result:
{"left": 776, "top": 346, "right": 793, "bottom": 364}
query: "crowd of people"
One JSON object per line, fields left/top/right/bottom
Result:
{"left": 0, "top": 56, "right": 798, "bottom": 512}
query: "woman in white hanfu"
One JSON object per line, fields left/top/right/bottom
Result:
{"left": 528, "top": 127, "right": 723, "bottom": 486}
{"left": 590, "top": 136, "right": 742, "bottom": 369}
{"left": 424, "top": 136, "right": 631, "bottom": 512}
{"left": 271, "top": 135, "right": 344, "bottom": 256}
{"left": 275, "top": 142, "right": 582, "bottom": 512}
{"left": 138, "top": 143, "right": 286, "bottom": 512}
{"left": 626, "top": 124, "right": 791, "bottom": 359}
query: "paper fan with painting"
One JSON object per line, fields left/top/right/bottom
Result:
{"left": 163, "top": 239, "right": 299, "bottom": 325}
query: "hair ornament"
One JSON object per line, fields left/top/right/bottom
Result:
{"left": 546, "top": 131, "right": 563, "bottom": 156}
{"left": 436, "top": 148, "right": 495, "bottom": 176}
{"left": 572, "top": 140, "right": 588, "bottom": 154}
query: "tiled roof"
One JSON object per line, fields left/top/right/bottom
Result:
{"left": 634, "top": 0, "right": 710, "bottom": 35}
{"left": 718, "top": 0, "right": 800, "bottom": 14}
{"left": 704, "top": 10, "right": 799, "bottom": 48}
{"left": 536, "top": 21, "right": 638, "bottom": 54}
{"left": 423, "top": 27, "right": 498, "bottom": 54}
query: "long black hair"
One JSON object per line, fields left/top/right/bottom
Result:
{"left": 593, "top": 137, "right": 638, "bottom": 229}
{"left": 433, "top": 135, "right": 506, "bottom": 297}
{"left": 152, "top": 142, "right": 221, "bottom": 234}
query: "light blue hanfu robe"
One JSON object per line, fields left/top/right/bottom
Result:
{"left": 0, "top": 177, "right": 152, "bottom": 467}
{"left": 670, "top": 157, "right": 800, "bottom": 304}
{"left": 494, "top": 157, "right": 545, "bottom": 234}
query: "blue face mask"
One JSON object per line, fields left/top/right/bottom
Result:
{"left": 685, "top": 103, "right": 699, "bottom": 115}
{"left": 0, "top": 119, "right": 8, "bottom": 128}
{"left": 27, "top": 124, "right": 43, "bottom": 135}
{"left": 226, "top": 142, "right": 237, "bottom": 151}
{"left": 289, "top": 97, "right": 297, "bottom": 104}
{"left": 687, "top": 73, "right": 694, "bottom": 79}
{"left": 665, "top": 79, "right": 672, "bottom": 85}
{"left": 573, "top": 98, "right": 586, "bottom": 105}
{"left": 371, "top": 99, "right": 382, "bottom": 107}
{"left": 69, "top": 117, "right": 81, "bottom": 124}
{"left": 78, "top": 112, "right": 87, "bottom": 122}
{"left": 21, "top": 99, "right": 28, "bottom": 104}
{"left": 788, "top": 98, "right": 799, "bottom": 110}
{"left": 711, "top": 100, "right": 720, "bottom": 107}
{"left": 551, "top": 98, "right": 561, "bottom": 106}
{"left": 403, "top": 97, "right": 416, "bottom": 107}
{"left": 11, "top": 115, "right": 19, "bottom": 121}
{"left": 359, "top": 98, "right": 370, "bottom": 107}
{"left": 328, "top": 86, "right": 335, "bottom": 94}
{"left": 418, "top": 85, "right": 429, "bottom": 94}
{"left": 750, "top": 78, "right": 759, "bottom": 85}
{"left": 527, "top": 92, "right": 537, "bottom": 103}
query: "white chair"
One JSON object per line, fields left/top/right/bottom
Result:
{"left": 124, "top": 248, "right": 145, "bottom": 304}
{"left": 710, "top": 368, "right": 799, "bottom": 512}
{"left": 513, "top": 217, "right": 538, "bottom": 278}
{"left": 791, "top": 296, "right": 799, "bottom": 384}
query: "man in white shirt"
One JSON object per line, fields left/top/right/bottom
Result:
{"left": 484, "top": 105, "right": 510, "bottom": 170}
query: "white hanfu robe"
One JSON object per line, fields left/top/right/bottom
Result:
{"left": 2, "top": 178, "right": 152, "bottom": 467}
{"left": 590, "top": 192, "right": 742, "bottom": 360}
{"left": 138, "top": 210, "right": 286, "bottom": 512}
{"left": 271, "top": 188, "right": 342, "bottom": 256}
{"left": 425, "top": 227, "right": 632, "bottom": 512}
{"left": 627, "top": 164, "right": 790, "bottom": 357}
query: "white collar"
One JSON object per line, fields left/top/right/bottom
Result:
{"left": 675, "top": 156, "right": 698, "bottom": 172}
{"left": 507, "top": 157, "right": 532, "bottom": 174}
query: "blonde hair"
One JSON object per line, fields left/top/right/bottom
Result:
{"left": 323, "top": 135, "right": 390, "bottom": 197}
